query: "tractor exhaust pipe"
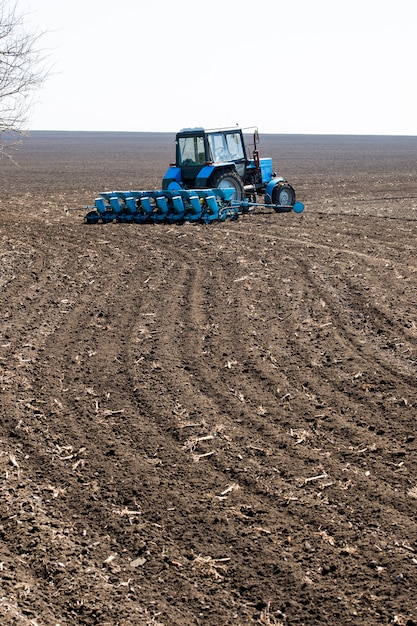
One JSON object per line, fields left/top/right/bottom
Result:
{"left": 253, "top": 128, "right": 260, "bottom": 169}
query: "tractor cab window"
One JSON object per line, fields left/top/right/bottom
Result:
{"left": 208, "top": 132, "right": 244, "bottom": 162}
{"left": 226, "top": 133, "right": 245, "bottom": 160}
{"left": 178, "top": 136, "right": 206, "bottom": 166}
{"left": 208, "top": 133, "right": 230, "bottom": 162}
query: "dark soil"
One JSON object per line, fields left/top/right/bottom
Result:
{"left": 1, "top": 131, "right": 417, "bottom": 625}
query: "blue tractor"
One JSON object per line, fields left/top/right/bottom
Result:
{"left": 162, "top": 126, "right": 300, "bottom": 211}
{"left": 84, "top": 127, "right": 304, "bottom": 224}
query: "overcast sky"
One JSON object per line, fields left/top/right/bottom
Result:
{"left": 20, "top": 0, "right": 417, "bottom": 135}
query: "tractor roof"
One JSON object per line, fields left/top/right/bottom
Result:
{"left": 178, "top": 126, "right": 244, "bottom": 135}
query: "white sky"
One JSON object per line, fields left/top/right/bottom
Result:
{"left": 20, "top": 0, "right": 417, "bottom": 135}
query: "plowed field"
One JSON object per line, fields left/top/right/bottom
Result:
{"left": 1, "top": 132, "right": 417, "bottom": 625}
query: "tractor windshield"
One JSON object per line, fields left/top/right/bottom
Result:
{"left": 208, "top": 132, "right": 245, "bottom": 163}
{"left": 178, "top": 135, "right": 206, "bottom": 166}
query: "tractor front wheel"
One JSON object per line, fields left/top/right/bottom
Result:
{"left": 210, "top": 170, "right": 245, "bottom": 202}
{"left": 272, "top": 183, "right": 296, "bottom": 207}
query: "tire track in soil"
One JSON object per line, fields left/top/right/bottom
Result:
{"left": 76, "top": 231, "right": 319, "bottom": 622}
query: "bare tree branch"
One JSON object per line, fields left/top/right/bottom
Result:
{"left": 0, "top": 0, "right": 48, "bottom": 157}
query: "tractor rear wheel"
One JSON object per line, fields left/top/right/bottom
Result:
{"left": 272, "top": 183, "right": 295, "bottom": 207}
{"left": 209, "top": 170, "right": 245, "bottom": 202}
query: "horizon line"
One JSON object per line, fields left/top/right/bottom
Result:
{"left": 27, "top": 129, "right": 417, "bottom": 138}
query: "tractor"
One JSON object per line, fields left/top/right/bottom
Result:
{"left": 162, "top": 126, "right": 298, "bottom": 209}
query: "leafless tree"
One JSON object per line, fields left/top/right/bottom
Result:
{"left": 0, "top": 0, "right": 46, "bottom": 157}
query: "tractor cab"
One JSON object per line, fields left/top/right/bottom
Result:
{"left": 176, "top": 127, "right": 246, "bottom": 166}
